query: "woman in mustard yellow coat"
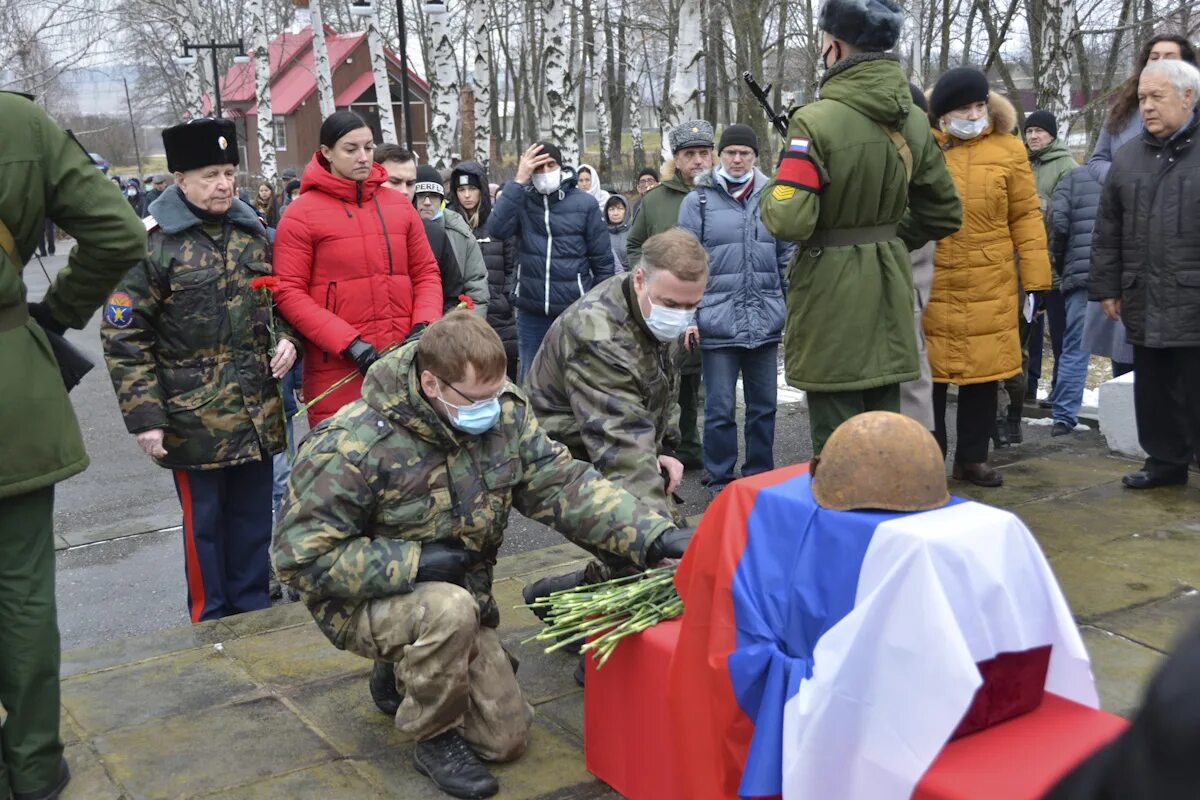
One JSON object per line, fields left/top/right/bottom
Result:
{"left": 925, "top": 68, "right": 1051, "bottom": 487}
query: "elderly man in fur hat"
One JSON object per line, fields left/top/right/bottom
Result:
{"left": 760, "top": 0, "right": 962, "bottom": 457}
{"left": 102, "top": 118, "right": 298, "bottom": 623}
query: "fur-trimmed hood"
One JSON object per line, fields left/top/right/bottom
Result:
{"left": 933, "top": 91, "right": 1019, "bottom": 146}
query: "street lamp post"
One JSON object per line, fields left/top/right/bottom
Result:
{"left": 179, "top": 39, "right": 250, "bottom": 118}
{"left": 395, "top": 0, "right": 414, "bottom": 152}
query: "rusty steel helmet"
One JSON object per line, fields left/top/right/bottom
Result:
{"left": 811, "top": 411, "right": 949, "bottom": 512}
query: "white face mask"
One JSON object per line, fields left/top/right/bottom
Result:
{"left": 532, "top": 169, "right": 562, "bottom": 195}
{"left": 947, "top": 114, "right": 989, "bottom": 140}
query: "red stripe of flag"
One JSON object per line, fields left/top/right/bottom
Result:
{"left": 175, "top": 470, "right": 207, "bottom": 624}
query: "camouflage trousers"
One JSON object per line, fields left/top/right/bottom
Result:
{"left": 344, "top": 583, "right": 533, "bottom": 761}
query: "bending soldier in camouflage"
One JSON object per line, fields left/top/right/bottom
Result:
{"left": 272, "top": 311, "right": 691, "bottom": 800}
{"left": 522, "top": 229, "right": 706, "bottom": 660}
{"left": 102, "top": 119, "right": 298, "bottom": 623}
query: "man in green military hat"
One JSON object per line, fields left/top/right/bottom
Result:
{"left": 0, "top": 91, "right": 145, "bottom": 800}
{"left": 760, "top": 0, "right": 962, "bottom": 456}
{"left": 102, "top": 117, "right": 299, "bottom": 623}
{"left": 274, "top": 311, "right": 691, "bottom": 799}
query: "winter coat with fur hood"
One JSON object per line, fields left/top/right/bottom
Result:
{"left": 926, "top": 92, "right": 1052, "bottom": 385}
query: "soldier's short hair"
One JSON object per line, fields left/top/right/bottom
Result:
{"left": 639, "top": 228, "right": 709, "bottom": 283}
{"left": 375, "top": 143, "right": 416, "bottom": 166}
{"left": 417, "top": 311, "right": 508, "bottom": 384}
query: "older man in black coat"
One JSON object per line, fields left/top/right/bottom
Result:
{"left": 1091, "top": 58, "right": 1200, "bottom": 489}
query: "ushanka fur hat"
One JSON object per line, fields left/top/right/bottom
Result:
{"left": 818, "top": 0, "right": 905, "bottom": 52}
{"left": 163, "top": 118, "right": 239, "bottom": 173}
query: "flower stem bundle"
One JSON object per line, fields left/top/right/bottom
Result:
{"left": 521, "top": 567, "right": 682, "bottom": 669}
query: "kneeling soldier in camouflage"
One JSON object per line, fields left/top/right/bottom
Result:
{"left": 272, "top": 311, "right": 691, "bottom": 799}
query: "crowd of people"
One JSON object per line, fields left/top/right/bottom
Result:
{"left": 3, "top": 0, "right": 1200, "bottom": 794}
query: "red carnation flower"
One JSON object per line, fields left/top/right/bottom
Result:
{"left": 251, "top": 276, "right": 280, "bottom": 293}
{"left": 457, "top": 294, "right": 475, "bottom": 311}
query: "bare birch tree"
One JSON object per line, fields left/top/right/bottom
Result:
{"left": 248, "top": 0, "right": 278, "bottom": 181}
{"left": 542, "top": 0, "right": 579, "bottom": 164}
{"left": 661, "top": 0, "right": 702, "bottom": 161}
{"left": 426, "top": 6, "right": 460, "bottom": 168}
{"left": 364, "top": 4, "right": 398, "bottom": 142}
{"left": 307, "top": 0, "right": 336, "bottom": 117}
{"left": 471, "top": 0, "right": 492, "bottom": 167}
{"left": 591, "top": 0, "right": 613, "bottom": 173}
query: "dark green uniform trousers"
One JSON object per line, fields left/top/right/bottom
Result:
{"left": 806, "top": 384, "right": 902, "bottom": 456}
{"left": 0, "top": 486, "right": 63, "bottom": 797}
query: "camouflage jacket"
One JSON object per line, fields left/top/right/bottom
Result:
{"left": 101, "top": 187, "right": 296, "bottom": 470}
{"left": 272, "top": 341, "right": 677, "bottom": 649}
{"left": 525, "top": 273, "right": 682, "bottom": 523}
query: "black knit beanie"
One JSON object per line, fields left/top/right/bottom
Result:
{"left": 929, "top": 68, "right": 990, "bottom": 119}
{"left": 718, "top": 123, "right": 759, "bottom": 155}
{"left": 1024, "top": 110, "right": 1058, "bottom": 139}
{"left": 535, "top": 141, "right": 563, "bottom": 166}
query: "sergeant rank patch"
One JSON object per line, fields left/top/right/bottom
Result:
{"left": 105, "top": 291, "right": 133, "bottom": 328}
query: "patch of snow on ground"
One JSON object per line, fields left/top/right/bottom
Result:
{"left": 1036, "top": 386, "right": 1100, "bottom": 411}
{"left": 1023, "top": 417, "right": 1091, "bottom": 431}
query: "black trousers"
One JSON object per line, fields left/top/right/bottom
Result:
{"left": 1133, "top": 345, "right": 1200, "bottom": 473}
{"left": 933, "top": 381, "right": 998, "bottom": 464}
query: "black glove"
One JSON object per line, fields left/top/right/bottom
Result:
{"left": 28, "top": 302, "right": 67, "bottom": 336}
{"left": 415, "top": 541, "right": 473, "bottom": 585}
{"left": 343, "top": 338, "right": 380, "bottom": 376}
{"left": 646, "top": 527, "right": 694, "bottom": 564}
{"left": 404, "top": 322, "right": 428, "bottom": 344}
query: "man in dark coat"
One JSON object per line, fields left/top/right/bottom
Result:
{"left": 486, "top": 141, "right": 613, "bottom": 380}
{"left": 1090, "top": 58, "right": 1200, "bottom": 489}
{"left": 448, "top": 161, "right": 519, "bottom": 379}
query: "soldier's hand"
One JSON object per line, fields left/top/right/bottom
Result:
{"left": 415, "top": 541, "right": 473, "bottom": 586}
{"left": 684, "top": 325, "right": 700, "bottom": 351}
{"left": 403, "top": 322, "right": 428, "bottom": 344}
{"left": 135, "top": 429, "right": 168, "bottom": 460}
{"left": 343, "top": 338, "right": 380, "bottom": 376}
{"left": 646, "top": 527, "right": 694, "bottom": 565}
{"left": 657, "top": 454, "right": 684, "bottom": 495}
{"left": 270, "top": 339, "right": 297, "bottom": 379}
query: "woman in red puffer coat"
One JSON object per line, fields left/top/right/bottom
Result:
{"left": 274, "top": 112, "right": 442, "bottom": 425}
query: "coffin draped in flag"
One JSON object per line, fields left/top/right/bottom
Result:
{"left": 667, "top": 466, "right": 1097, "bottom": 800}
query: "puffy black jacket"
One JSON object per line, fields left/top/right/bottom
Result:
{"left": 448, "top": 161, "right": 516, "bottom": 345}
{"left": 1050, "top": 166, "right": 1102, "bottom": 294}
{"left": 486, "top": 167, "right": 614, "bottom": 318}
{"left": 1091, "top": 112, "right": 1200, "bottom": 348}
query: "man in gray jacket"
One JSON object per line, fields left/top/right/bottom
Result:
{"left": 1091, "top": 58, "right": 1200, "bottom": 489}
{"left": 413, "top": 165, "right": 489, "bottom": 317}
{"left": 677, "top": 125, "right": 793, "bottom": 497}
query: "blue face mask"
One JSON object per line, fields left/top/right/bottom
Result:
{"left": 717, "top": 166, "right": 752, "bottom": 185}
{"left": 644, "top": 299, "right": 694, "bottom": 342}
{"left": 437, "top": 385, "right": 501, "bottom": 435}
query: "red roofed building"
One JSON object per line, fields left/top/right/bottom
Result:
{"left": 214, "top": 24, "right": 431, "bottom": 176}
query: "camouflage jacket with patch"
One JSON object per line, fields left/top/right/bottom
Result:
{"left": 101, "top": 187, "right": 296, "bottom": 470}
{"left": 272, "top": 341, "right": 677, "bottom": 648}
{"left": 525, "top": 273, "right": 682, "bottom": 523}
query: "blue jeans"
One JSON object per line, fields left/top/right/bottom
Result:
{"left": 701, "top": 344, "right": 778, "bottom": 489}
{"left": 517, "top": 311, "right": 555, "bottom": 383}
{"left": 1050, "top": 288, "right": 1089, "bottom": 427}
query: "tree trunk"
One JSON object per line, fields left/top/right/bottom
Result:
{"left": 427, "top": 8, "right": 460, "bottom": 168}
{"left": 309, "top": 0, "right": 336, "bottom": 118}
{"left": 471, "top": 0, "right": 492, "bottom": 168}
{"left": 365, "top": 8, "right": 398, "bottom": 144}
{"left": 703, "top": 0, "right": 721, "bottom": 126}
{"left": 591, "top": 1, "right": 612, "bottom": 174}
{"left": 662, "top": 0, "right": 703, "bottom": 162}
{"left": 177, "top": 0, "right": 205, "bottom": 119}
{"left": 630, "top": 81, "right": 645, "bottom": 168}
{"left": 542, "top": 0, "right": 579, "bottom": 163}
{"left": 248, "top": 0, "right": 276, "bottom": 181}
{"left": 1033, "top": 0, "right": 1077, "bottom": 136}
{"left": 606, "top": 0, "right": 628, "bottom": 168}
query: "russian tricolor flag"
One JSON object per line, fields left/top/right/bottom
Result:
{"left": 668, "top": 465, "right": 1096, "bottom": 800}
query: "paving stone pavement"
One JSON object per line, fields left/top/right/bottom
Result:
{"left": 54, "top": 437, "right": 1200, "bottom": 799}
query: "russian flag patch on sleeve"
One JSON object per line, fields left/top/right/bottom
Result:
{"left": 789, "top": 138, "right": 810, "bottom": 153}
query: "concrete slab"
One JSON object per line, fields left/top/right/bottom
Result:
{"left": 1049, "top": 553, "right": 1181, "bottom": 618}
{"left": 1080, "top": 626, "right": 1165, "bottom": 718}
{"left": 1088, "top": 524, "right": 1200, "bottom": 586}
{"left": 62, "top": 645, "right": 265, "bottom": 735}
{"left": 499, "top": 632, "right": 583, "bottom": 706}
{"left": 220, "top": 622, "right": 367, "bottom": 691}
{"left": 1089, "top": 588, "right": 1200, "bottom": 653}
{"left": 60, "top": 621, "right": 226, "bottom": 678}
{"left": 198, "top": 761, "right": 391, "bottom": 800}
{"left": 92, "top": 697, "right": 338, "bottom": 800}
{"left": 283, "top": 670, "right": 409, "bottom": 757}
{"left": 62, "top": 742, "right": 124, "bottom": 799}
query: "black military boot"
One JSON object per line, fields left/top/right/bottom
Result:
{"left": 369, "top": 660, "right": 402, "bottom": 717}
{"left": 13, "top": 759, "right": 70, "bottom": 800}
{"left": 523, "top": 569, "right": 588, "bottom": 655}
{"left": 522, "top": 569, "right": 588, "bottom": 622}
{"left": 1006, "top": 417, "right": 1024, "bottom": 444}
{"left": 992, "top": 418, "right": 1010, "bottom": 448}
{"left": 414, "top": 729, "right": 499, "bottom": 799}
